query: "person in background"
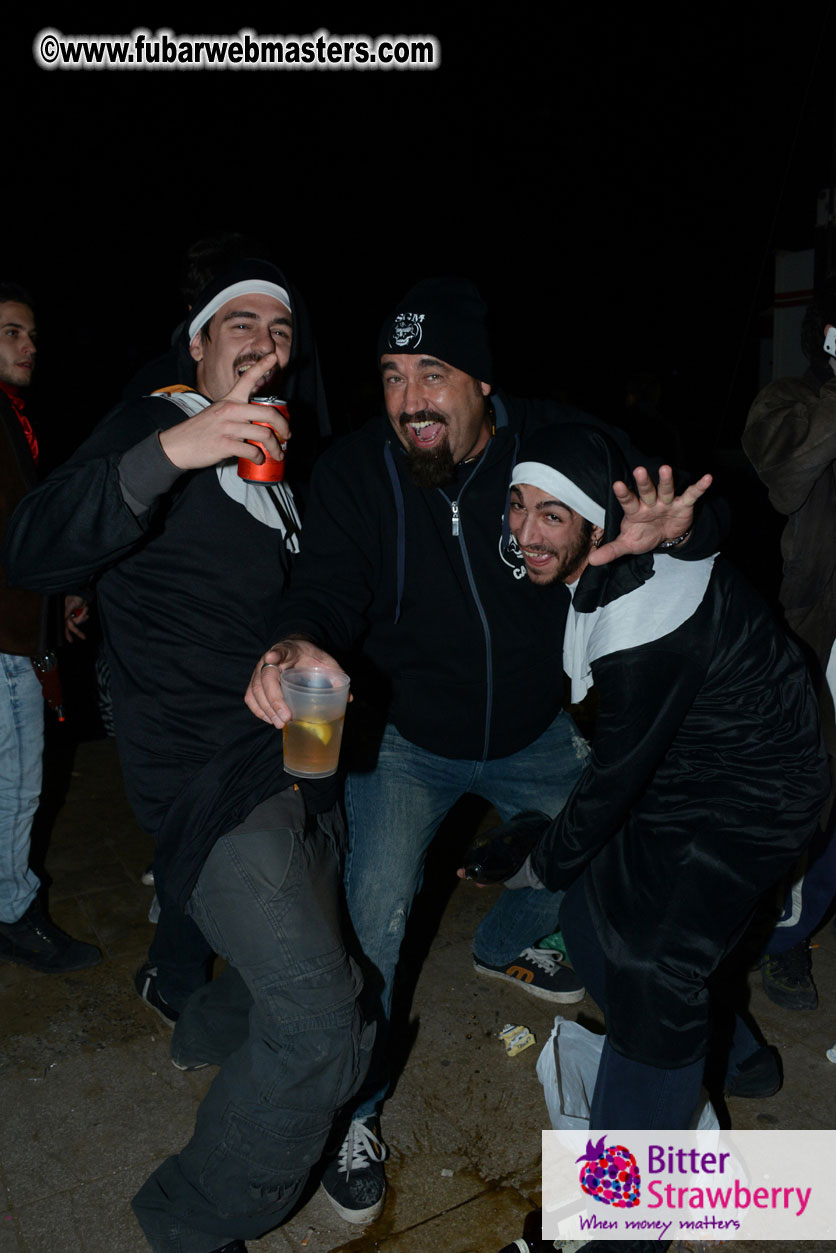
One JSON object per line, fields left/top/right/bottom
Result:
{"left": 744, "top": 280, "right": 836, "bottom": 1011}
{"left": 0, "top": 280, "right": 99, "bottom": 974}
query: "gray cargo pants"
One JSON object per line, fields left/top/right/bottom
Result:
{"left": 132, "top": 794, "right": 370, "bottom": 1251}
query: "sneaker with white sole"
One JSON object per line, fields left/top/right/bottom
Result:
{"left": 134, "top": 962, "right": 179, "bottom": 1027}
{"left": 320, "top": 1116, "right": 387, "bottom": 1224}
{"left": 473, "top": 945, "right": 585, "bottom": 1003}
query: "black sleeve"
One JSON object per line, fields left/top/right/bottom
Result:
{"left": 2, "top": 400, "right": 184, "bottom": 593}
{"left": 530, "top": 637, "right": 705, "bottom": 890}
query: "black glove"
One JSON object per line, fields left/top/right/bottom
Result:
{"left": 463, "top": 809, "right": 551, "bottom": 884}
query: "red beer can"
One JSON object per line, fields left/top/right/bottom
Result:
{"left": 238, "top": 397, "right": 289, "bottom": 483}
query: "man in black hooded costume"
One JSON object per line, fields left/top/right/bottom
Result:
{"left": 2, "top": 260, "right": 368, "bottom": 1252}
{"left": 501, "top": 423, "right": 829, "bottom": 1128}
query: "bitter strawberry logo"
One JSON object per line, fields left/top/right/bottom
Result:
{"left": 576, "top": 1135, "right": 641, "bottom": 1208}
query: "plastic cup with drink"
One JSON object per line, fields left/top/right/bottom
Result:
{"left": 281, "top": 666, "right": 351, "bottom": 779}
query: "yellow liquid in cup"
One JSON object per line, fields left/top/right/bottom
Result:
{"left": 283, "top": 715, "right": 345, "bottom": 778}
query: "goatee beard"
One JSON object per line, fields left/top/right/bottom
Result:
{"left": 405, "top": 441, "right": 456, "bottom": 488}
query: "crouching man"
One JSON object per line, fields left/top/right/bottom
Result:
{"left": 3, "top": 260, "right": 369, "bottom": 1251}
{"left": 472, "top": 423, "right": 829, "bottom": 1128}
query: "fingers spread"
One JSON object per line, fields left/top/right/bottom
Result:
{"left": 681, "top": 473, "right": 713, "bottom": 505}
{"left": 655, "top": 465, "right": 676, "bottom": 505}
{"left": 632, "top": 466, "right": 658, "bottom": 506}
{"left": 612, "top": 479, "right": 639, "bottom": 513}
{"left": 587, "top": 538, "right": 625, "bottom": 566}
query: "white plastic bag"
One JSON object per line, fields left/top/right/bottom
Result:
{"left": 536, "top": 1015, "right": 719, "bottom": 1131}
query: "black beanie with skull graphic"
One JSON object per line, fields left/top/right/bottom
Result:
{"left": 377, "top": 276, "right": 493, "bottom": 385}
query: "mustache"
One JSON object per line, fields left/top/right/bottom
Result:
{"left": 399, "top": 409, "right": 447, "bottom": 428}
{"left": 234, "top": 351, "right": 273, "bottom": 374}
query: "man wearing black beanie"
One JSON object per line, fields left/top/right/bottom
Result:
{"left": 246, "top": 275, "right": 726, "bottom": 1226}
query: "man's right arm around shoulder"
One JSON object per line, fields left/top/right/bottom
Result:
{"left": 3, "top": 355, "right": 288, "bottom": 593}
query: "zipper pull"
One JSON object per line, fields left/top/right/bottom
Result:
{"left": 451, "top": 500, "right": 460, "bottom": 537}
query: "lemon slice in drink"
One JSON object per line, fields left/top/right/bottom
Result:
{"left": 294, "top": 719, "right": 333, "bottom": 746}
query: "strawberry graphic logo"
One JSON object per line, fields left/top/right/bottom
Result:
{"left": 576, "top": 1135, "right": 641, "bottom": 1208}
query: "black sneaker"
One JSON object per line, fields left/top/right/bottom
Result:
{"left": 320, "top": 1116, "right": 387, "bottom": 1224}
{"left": 473, "top": 946, "right": 585, "bottom": 1003}
{"left": 134, "top": 962, "right": 179, "bottom": 1027}
{"left": 0, "top": 901, "right": 101, "bottom": 973}
{"left": 724, "top": 1044, "right": 783, "bottom": 1099}
{"left": 761, "top": 941, "right": 817, "bottom": 1011}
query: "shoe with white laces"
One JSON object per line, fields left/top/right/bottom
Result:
{"left": 473, "top": 945, "right": 585, "bottom": 1003}
{"left": 320, "top": 1116, "right": 388, "bottom": 1224}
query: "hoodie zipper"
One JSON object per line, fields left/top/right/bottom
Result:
{"left": 439, "top": 453, "right": 494, "bottom": 758}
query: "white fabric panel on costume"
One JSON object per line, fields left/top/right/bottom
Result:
{"left": 826, "top": 637, "right": 836, "bottom": 706}
{"left": 563, "top": 553, "right": 718, "bottom": 703}
{"left": 156, "top": 390, "right": 301, "bottom": 550}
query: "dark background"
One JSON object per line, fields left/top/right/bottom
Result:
{"left": 4, "top": 3, "right": 835, "bottom": 470}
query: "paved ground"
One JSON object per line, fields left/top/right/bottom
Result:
{"left": 1, "top": 736, "right": 835, "bottom": 1252}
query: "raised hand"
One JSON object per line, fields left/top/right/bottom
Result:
{"left": 159, "top": 353, "right": 289, "bottom": 471}
{"left": 588, "top": 465, "right": 713, "bottom": 566}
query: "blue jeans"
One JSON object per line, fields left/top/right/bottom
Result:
{"left": 0, "top": 652, "right": 43, "bottom": 923}
{"left": 344, "top": 711, "right": 589, "bottom": 1119}
{"left": 132, "top": 799, "right": 371, "bottom": 1252}
{"left": 767, "top": 814, "right": 836, "bottom": 954}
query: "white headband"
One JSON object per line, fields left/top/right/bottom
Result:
{"left": 188, "top": 280, "right": 291, "bottom": 341}
{"left": 510, "top": 462, "right": 606, "bottom": 528}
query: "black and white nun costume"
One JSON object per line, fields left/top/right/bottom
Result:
{"left": 510, "top": 424, "right": 829, "bottom": 1124}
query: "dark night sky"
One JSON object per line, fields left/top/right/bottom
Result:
{"left": 4, "top": 3, "right": 835, "bottom": 465}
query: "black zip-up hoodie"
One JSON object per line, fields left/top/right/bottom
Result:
{"left": 271, "top": 393, "right": 724, "bottom": 761}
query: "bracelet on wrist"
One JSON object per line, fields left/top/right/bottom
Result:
{"left": 656, "top": 528, "right": 692, "bottom": 551}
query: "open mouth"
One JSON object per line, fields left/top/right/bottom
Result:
{"left": 522, "top": 548, "right": 556, "bottom": 569}
{"left": 237, "top": 359, "right": 275, "bottom": 386}
{"left": 406, "top": 417, "right": 445, "bottom": 447}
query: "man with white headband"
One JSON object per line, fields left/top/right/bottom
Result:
{"left": 3, "top": 260, "right": 368, "bottom": 1252}
{"left": 487, "top": 422, "right": 829, "bottom": 1128}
